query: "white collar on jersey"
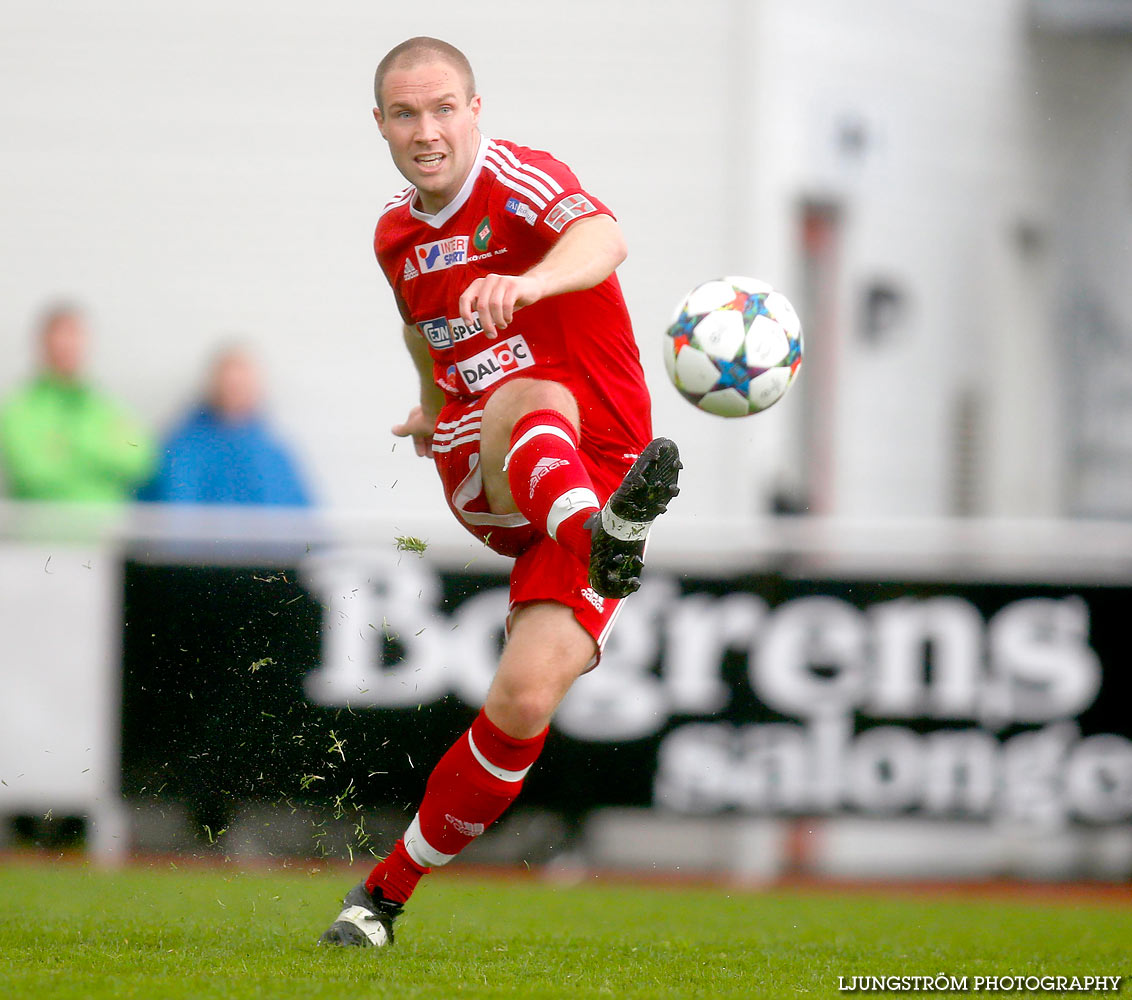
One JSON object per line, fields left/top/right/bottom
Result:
{"left": 409, "top": 132, "right": 488, "bottom": 230}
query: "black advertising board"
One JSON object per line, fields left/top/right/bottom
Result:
{"left": 120, "top": 550, "right": 1132, "bottom": 829}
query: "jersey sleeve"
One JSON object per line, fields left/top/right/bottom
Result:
{"left": 487, "top": 143, "right": 614, "bottom": 249}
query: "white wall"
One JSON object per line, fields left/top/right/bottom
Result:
{"left": 3, "top": 1, "right": 1129, "bottom": 525}
{"left": 749, "top": 0, "right": 1071, "bottom": 518}
{"left": 0, "top": 0, "right": 766, "bottom": 527}
{"left": 1031, "top": 31, "right": 1132, "bottom": 517}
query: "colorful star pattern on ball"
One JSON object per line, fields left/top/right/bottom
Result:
{"left": 740, "top": 292, "right": 771, "bottom": 324}
{"left": 663, "top": 277, "right": 803, "bottom": 417}
{"left": 714, "top": 358, "right": 751, "bottom": 393}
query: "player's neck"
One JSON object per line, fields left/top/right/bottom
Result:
{"left": 412, "top": 132, "right": 483, "bottom": 219}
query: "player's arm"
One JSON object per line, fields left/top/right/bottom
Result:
{"left": 458, "top": 214, "right": 626, "bottom": 339}
{"left": 392, "top": 324, "right": 446, "bottom": 459}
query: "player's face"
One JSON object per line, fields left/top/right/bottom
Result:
{"left": 375, "top": 61, "right": 481, "bottom": 215}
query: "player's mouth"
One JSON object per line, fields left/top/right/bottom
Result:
{"left": 415, "top": 152, "right": 445, "bottom": 172}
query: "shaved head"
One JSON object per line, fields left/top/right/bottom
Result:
{"left": 374, "top": 36, "right": 475, "bottom": 112}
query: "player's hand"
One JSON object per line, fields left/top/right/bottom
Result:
{"left": 392, "top": 405, "right": 437, "bottom": 459}
{"left": 459, "top": 273, "right": 547, "bottom": 339}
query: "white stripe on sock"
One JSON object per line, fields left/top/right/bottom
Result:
{"left": 545, "top": 487, "right": 599, "bottom": 541}
{"left": 403, "top": 813, "right": 457, "bottom": 868}
{"left": 502, "top": 424, "right": 575, "bottom": 471}
{"left": 467, "top": 731, "right": 533, "bottom": 783}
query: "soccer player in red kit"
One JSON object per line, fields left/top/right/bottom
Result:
{"left": 319, "top": 36, "right": 681, "bottom": 948}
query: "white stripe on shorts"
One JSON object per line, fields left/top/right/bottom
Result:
{"left": 435, "top": 409, "right": 484, "bottom": 432}
{"left": 432, "top": 432, "right": 481, "bottom": 454}
{"left": 434, "top": 421, "right": 481, "bottom": 441}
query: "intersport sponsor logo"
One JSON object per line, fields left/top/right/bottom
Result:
{"left": 415, "top": 236, "right": 468, "bottom": 273}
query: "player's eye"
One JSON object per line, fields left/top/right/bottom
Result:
{"left": 437, "top": 105, "right": 453, "bottom": 114}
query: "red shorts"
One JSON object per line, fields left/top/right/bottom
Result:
{"left": 431, "top": 393, "right": 639, "bottom": 657}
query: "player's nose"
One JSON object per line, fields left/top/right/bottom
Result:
{"left": 415, "top": 114, "right": 441, "bottom": 142}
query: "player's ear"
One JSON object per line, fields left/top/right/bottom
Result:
{"left": 469, "top": 94, "right": 481, "bottom": 124}
{"left": 373, "top": 106, "right": 386, "bottom": 135}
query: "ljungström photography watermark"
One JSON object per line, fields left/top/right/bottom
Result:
{"left": 837, "top": 974, "right": 1124, "bottom": 993}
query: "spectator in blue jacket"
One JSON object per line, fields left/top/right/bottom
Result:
{"left": 142, "top": 345, "right": 311, "bottom": 506}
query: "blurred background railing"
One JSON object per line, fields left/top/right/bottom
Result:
{"left": 3, "top": 501, "right": 1129, "bottom": 881}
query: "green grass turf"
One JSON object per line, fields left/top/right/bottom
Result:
{"left": 0, "top": 860, "right": 1128, "bottom": 999}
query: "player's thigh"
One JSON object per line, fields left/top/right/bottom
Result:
{"left": 483, "top": 600, "right": 596, "bottom": 738}
{"left": 479, "top": 379, "right": 581, "bottom": 514}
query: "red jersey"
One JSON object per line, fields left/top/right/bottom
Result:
{"left": 374, "top": 136, "right": 652, "bottom": 460}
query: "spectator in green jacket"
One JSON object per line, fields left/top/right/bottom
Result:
{"left": 0, "top": 304, "right": 155, "bottom": 502}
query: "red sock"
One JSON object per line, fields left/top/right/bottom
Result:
{"left": 505, "top": 408, "right": 599, "bottom": 565}
{"left": 365, "top": 838, "right": 427, "bottom": 904}
{"left": 365, "top": 710, "right": 548, "bottom": 904}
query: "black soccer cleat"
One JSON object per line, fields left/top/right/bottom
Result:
{"left": 317, "top": 882, "right": 403, "bottom": 948}
{"left": 587, "top": 437, "right": 681, "bottom": 599}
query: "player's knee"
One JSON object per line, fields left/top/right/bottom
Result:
{"left": 510, "top": 685, "right": 558, "bottom": 728}
{"left": 486, "top": 683, "right": 559, "bottom": 738}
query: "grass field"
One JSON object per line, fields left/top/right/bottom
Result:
{"left": 0, "top": 859, "right": 1128, "bottom": 999}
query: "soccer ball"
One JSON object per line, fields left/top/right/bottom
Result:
{"left": 663, "top": 276, "right": 803, "bottom": 417}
